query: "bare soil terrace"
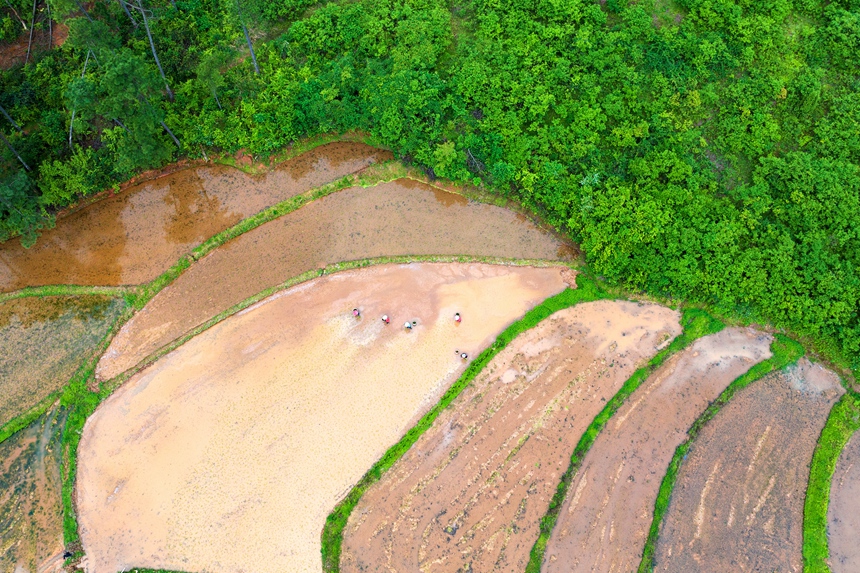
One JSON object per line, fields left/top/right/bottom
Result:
{"left": 543, "top": 328, "right": 773, "bottom": 573}
{"left": 76, "top": 263, "right": 566, "bottom": 573}
{"left": 654, "top": 358, "right": 843, "bottom": 573}
{"left": 96, "top": 179, "right": 567, "bottom": 381}
{"left": 829, "top": 421, "right": 860, "bottom": 572}
{"left": 342, "top": 300, "right": 681, "bottom": 572}
{"left": 0, "top": 142, "right": 388, "bottom": 291}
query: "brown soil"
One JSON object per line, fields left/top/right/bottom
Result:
{"left": 828, "top": 419, "right": 860, "bottom": 572}
{"left": 0, "top": 23, "right": 67, "bottom": 70}
{"left": 654, "top": 358, "right": 843, "bottom": 573}
{"left": 0, "top": 142, "right": 389, "bottom": 292}
{"left": 0, "top": 295, "right": 124, "bottom": 427}
{"left": 77, "top": 263, "right": 567, "bottom": 573}
{"left": 96, "top": 179, "right": 567, "bottom": 381}
{"left": 342, "top": 300, "right": 682, "bottom": 573}
{"left": 543, "top": 328, "right": 774, "bottom": 573}
{"left": 0, "top": 406, "right": 67, "bottom": 573}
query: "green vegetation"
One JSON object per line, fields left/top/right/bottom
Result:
{"left": 321, "top": 276, "right": 612, "bottom": 572}
{"left": 803, "top": 390, "right": 860, "bottom": 573}
{"left": 524, "top": 307, "right": 724, "bottom": 572}
{"left": 1, "top": 0, "right": 858, "bottom": 373}
{"left": 637, "top": 333, "right": 806, "bottom": 573}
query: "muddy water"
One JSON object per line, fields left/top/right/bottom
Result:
{"left": 0, "top": 406, "right": 67, "bottom": 573}
{"left": 829, "top": 417, "right": 860, "bottom": 572}
{"left": 655, "top": 359, "right": 843, "bottom": 573}
{"left": 0, "top": 295, "right": 125, "bottom": 427}
{"left": 543, "top": 328, "right": 773, "bottom": 573}
{"left": 342, "top": 301, "right": 681, "bottom": 573}
{"left": 0, "top": 142, "right": 390, "bottom": 291}
{"left": 77, "top": 263, "right": 567, "bottom": 573}
{"left": 96, "top": 179, "right": 569, "bottom": 380}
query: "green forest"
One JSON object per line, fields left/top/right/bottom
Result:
{"left": 1, "top": 0, "right": 858, "bottom": 369}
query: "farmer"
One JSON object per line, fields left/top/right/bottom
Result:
{"left": 404, "top": 321, "right": 413, "bottom": 330}
{"left": 454, "top": 312, "right": 462, "bottom": 323}
{"left": 353, "top": 308, "right": 360, "bottom": 318}
{"left": 460, "top": 352, "right": 468, "bottom": 360}
{"left": 382, "top": 314, "right": 390, "bottom": 325}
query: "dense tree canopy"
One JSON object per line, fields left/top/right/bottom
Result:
{"left": 1, "top": 0, "right": 858, "bottom": 366}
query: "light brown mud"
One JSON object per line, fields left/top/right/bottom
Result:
{"left": 543, "top": 327, "right": 773, "bottom": 573}
{"left": 0, "top": 406, "right": 67, "bottom": 573}
{"left": 76, "top": 263, "right": 567, "bottom": 573}
{"left": 0, "top": 142, "right": 389, "bottom": 291}
{"left": 828, "top": 418, "right": 860, "bottom": 572}
{"left": 96, "top": 179, "right": 568, "bottom": 381}
{"left": 654, "top": 358, "right": 843, "bottom": 573}
{"left": 342, "top": 300, "right": 681, "bottom": 573}
{"left": 0, "top": 295, "right": 124, "bottom": 427}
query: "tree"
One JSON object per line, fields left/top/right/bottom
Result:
{"left": 236, "top": 0, "right": 259, "bottom": 74}
{"left": 0, "top": 170, "right": 50, "bottom": 247}
{"left": 131, "top": 0, "right": 174, "bottom": 100}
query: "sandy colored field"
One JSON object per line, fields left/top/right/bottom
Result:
{"left": 0, "top": 406, "right": 67, "bottom": 573}
{"left": 342, "top": 300, "right": 681, "bottom": 572}
{"left": 0, "top": 142, "right": 388, "bottom": 291}
{"left": 77, "top": 263, "right": 567, "bottom": 573}
{"left": 0, "top": 295, "right": 124, "bottom": 427}
{"left": 654, "top": 359, "right": 843, "bottom": 572}
{"left": 829, "top": 423, "right": 860, "bottom": 572}
{"left": 543, "top": 327, "right": 773, "bottom": 573}
{"left": 96, "top": 179, "right": 568, "bottom": 380}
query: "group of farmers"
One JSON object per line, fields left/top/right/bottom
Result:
{"left": 351, "top": 308, "right": 469, "bottom": 360}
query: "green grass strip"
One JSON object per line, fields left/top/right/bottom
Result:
{"left": 0, "top": 285, "right": 133, "bottom": 304}
{"left": 802, "top": 390, "right": 860, "bottom": 573}
{"left": 524, "top": 307, "right": 725, "bottom": 573}
{"left": 320, "top": 275, "right": 612, "bottom": 572}
{"left": 637, "top": 333, "right": 805, "bottom": 573}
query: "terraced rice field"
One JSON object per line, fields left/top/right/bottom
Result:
{"left": 341, "top": 300, "right": 680, "bottom": 572}
{"left": 654, "top": 359, "right": 843, "bottom": 572}
{"left": 829, "top": 430, "right": 860, "bottom": 572}
{"left": 542, "top": 328, "right": 772, "bottom": 573}
{"left": 0, "top": 295, "right": 124, "bottom": 427}
{"left": 96, "top": 179, "right": 567, "bottom": 381}
{"left": 77, "top": 263, "right": 567, "bottom": 573}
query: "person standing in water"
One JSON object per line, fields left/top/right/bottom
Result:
{"left": 382, "top": 315, "right": 390, "bottom": 325}
{"left": 353, "top": 308, "right": 360, "bottom": 318}
{"left": 404, "top": 321, "right": 413, "bottom": 330}
{"left": 454, "top": 312, "right": 462, "bottom": 323}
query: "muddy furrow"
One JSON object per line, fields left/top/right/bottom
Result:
{"left": 341, "top": 300, "right": 681, "bottom": 572}
{"left": 96, "top": 179, "right": 567, "bottom": 381}
{"left": 828, "top": 423, "right": 860, "bottom": 572}
{"left": 542, "top": 327, "right": 773, "bottom": 573}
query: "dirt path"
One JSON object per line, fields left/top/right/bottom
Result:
{"left": 654, "top": 358, "right": 843, "bottom": 572}
{"left": 0, "top": 406, "right": 67, "bottom": 573}
{"left": 76, "top": 263, "right": 567, "bottom": 573}
{"left": 0, "top": 295, "right": 124, "bottom": 427}
{"left": 829, "top": 422, "right": 860, "bottom": 572}
{"left": 0, "top": 142, "right": 388, "bottom": 292}
{"left": 96, "top": 179, "right": 568, "bottom": 381}
{"left": 342, "top": 300, "right": 681, "bottom": 572}
{"left": 542, "top": 327, "right": 773, "bottom": 573}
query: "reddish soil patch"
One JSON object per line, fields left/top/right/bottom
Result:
{"left": 0, "top": 406, "right": 67, "bottom": 573}
{"left": 77, "top": 263, "right": 566, "bottom": 573}
{"left": 829, "top": 422, "right": 860, "bottom": 572}
{"left": 0, "top": 295, "right": 124, "bottom": 427}
{"left": 342, "top": 300, "right": 681, "bottom": 572}
{"left": 0, "top": 142, "right": 389, "bottom": 292}
{"left": 543, "top": 328, "right": 773, "bottom": 573}
{"left": 0, "top": 23, "right": 67, "bottom": 70}
{"left": 96, "top": 179, "right": 567, "bottom": 380}
{"left": 655, "top": 358, "right": 843, "bottom": 572}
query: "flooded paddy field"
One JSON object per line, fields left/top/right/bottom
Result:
{"left": 0, "top": 142, "right": 389, "bottom": 292}
{"left": 829, "top": 424, "right": 860, "bottom": 572}
{"left": 96, "top": 179, "right": 568, "bottom": 381}
{"left": 0, "top": 295, "right": 124, "bottom": 427}
{"left": 0, "top": 406, "right": 67, "bottom": 573}
{"left": 341, "top": 300, "right": 681, "bottom": 572}
{"left": 76, "top": 263, "right": 566, "bottom": 573}
{"left": 542, "top": 328, "right": 773, "bottom": 573}
{"left": 654, "top": 359, "right": 842, "bottom": 572}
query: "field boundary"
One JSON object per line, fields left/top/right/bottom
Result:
{"left": 319, "top": 274, "right": 615, "bottom": 572}
{"left": 636, "top": 334, "right": 806, "bottom": 572}
{"left": 802, "top": 390, "right": 860, "bottom": 573}
{"left": 523, "top": 308, "right": 725, "bottom": 573}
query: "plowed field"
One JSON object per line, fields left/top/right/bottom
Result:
{"left": 0, "top": 142, "right": 388, "bottom": 291}
{"left": 543, "top": 328, "right": 773, "bottom": 573}
{"left": 829, "top": 425, "right": 860, "bottom": 572}
{"left": 96, "top": 179, "right": 567, "bottom": 380}
{"left": 654, "top": 359, "right": 843, "bottom": 572}
{"left": 341, "top": 300, "right": 681, "bottom": 572}
{"left": 76, "top": 263, "right": 566, "bottom": 573}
